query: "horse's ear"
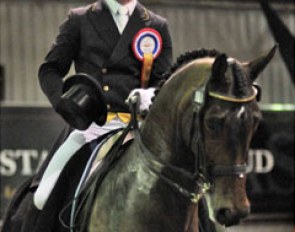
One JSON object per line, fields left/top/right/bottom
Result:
{"left": 246, "top": 45, "right": 277, "bottom": 81}
{"left": 212, "top": 54, "right": 228, "bottom": 79}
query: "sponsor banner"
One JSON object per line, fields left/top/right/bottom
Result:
{"left": 247, "top": 110, "right": 294, "bottom": 213}
{"left": 0, "top": 107, "right": 66, "bottom": 219}
{"left": 0, "top": 107, "right": 294, "bottom": 219}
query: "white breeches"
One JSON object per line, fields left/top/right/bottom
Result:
{"left": 33, "top": 118, "right": 126, "bottom": 210}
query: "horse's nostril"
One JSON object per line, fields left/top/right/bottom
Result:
{"left": 239, "top": 207, "right": 250, "bottom": 219}
{"left": 216, "top": 208, "right": 232, "bottom": 225}
{"left": 216, "top": 207, "right": 249, "bottom": 226}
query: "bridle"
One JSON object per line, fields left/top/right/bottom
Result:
{"left": 136, "top": 130, "right": 210, "bottom": 204}
{"left": 132, "top": 85, "right": 259, "bottom": 204}
{"left": 206, "top": 86, "right": 258, "bottom": 179}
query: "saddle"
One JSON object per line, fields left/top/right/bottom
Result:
{"left": 87, "top": 128, "right": 134, "bottom": 183}
{"left": 58, "top": 124, "right": 134, "bottom": 231}
{"left": 58, "top": 94, "right": 140, "bottom": 231}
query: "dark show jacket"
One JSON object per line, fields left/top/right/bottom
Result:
{"left": 38, "top": 0, "right": 173, "bottom": 113}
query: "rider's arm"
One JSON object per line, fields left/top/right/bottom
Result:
{"left": 38, "top": 10, "right": 80, "bottom": 109}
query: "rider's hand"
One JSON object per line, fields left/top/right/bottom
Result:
{"left": 126, "top": 88, "right": 156, "bottom": 115}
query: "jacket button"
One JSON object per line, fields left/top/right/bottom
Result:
{"left": 102, "top": 68, "right": 108, "bottom": 74}
{"left": 107, "top": 104, "right": 111, "bottom": 110}
{"left": 103, "top": 85, "right": 109, "bottom": 91}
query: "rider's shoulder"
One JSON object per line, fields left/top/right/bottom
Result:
{"left": 69, "top": 2, "right": 97, "bottom": 16}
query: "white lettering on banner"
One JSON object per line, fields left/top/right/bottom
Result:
{"left": 0, "top": 149, "right": 276, "bottom": 176}
{"left": 0, "top": 150, "right": 48, "bottom": 176}
{"left": 247, "top": 149, "right": 275, "bottom": 173}
{"left": 0, "top": 150, "right": 17, "bottom": 176}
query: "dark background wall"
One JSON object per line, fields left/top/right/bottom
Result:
{"left": 0, "top": 0, "right": 294, "bottom": 104}
{"left": 0, "top": 0, "right": 294, "bottom": 229}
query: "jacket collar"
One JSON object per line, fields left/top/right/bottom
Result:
{"left": 87, "top": 1, "right": 120, "bottom": 49}
{"left": 107, "top": 2, "right": 151, "bottom": 65}
{"left": 87, "top": 0, "right": 150, "bottom": 65}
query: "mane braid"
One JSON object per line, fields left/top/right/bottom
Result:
{"left": 155, "top": 48, "right": 221, "bottom": 90}
{"left": 161, "top": 48, "right": 221, "bottom": 82}
{"left": 150, "top": 48, "right": 221, "bottom": 111}
{"left": 232, "top": 63, "right": 252, "bottom": 97}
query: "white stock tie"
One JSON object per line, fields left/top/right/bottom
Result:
{"left": 117, "top": 5, "right": 129, "bottom": 34}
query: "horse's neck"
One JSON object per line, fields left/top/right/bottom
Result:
{"left": 140, "top": 93, "right": 182, "bottom": 163}
{"left": 140, "top": 60, "right": 210, "bottom": 164}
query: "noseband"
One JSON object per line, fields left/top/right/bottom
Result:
{"left": 131, "top": 85, "right": 258, "bottom": 204}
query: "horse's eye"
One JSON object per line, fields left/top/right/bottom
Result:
{"left": 206, "top": 117, "right": 224, "bottom": 132}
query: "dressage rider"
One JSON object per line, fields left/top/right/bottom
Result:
{"left": 33, "top": 0, "right": 173, "bottom": 210}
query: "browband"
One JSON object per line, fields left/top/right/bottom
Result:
{"left": 209, "top": 87, "right": 258, "bottom": 103}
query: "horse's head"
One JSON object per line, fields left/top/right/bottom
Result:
{"left": 141, "top": 47, "right": 276, "bottom": 230}
{"left": 201, "top": 46, "right": 276, "bottom": 227}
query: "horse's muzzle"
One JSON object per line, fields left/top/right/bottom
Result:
{"left": 215, "top": 207, "right": 250, "bottom": 227}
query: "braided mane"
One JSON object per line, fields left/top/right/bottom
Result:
{"left": 162, "top": 48, "right": 221, "bottom": 81}
{"left": 154, "top": 48, "right": 221, "bottom": 93}
{"left": 150, "top": 49, "right": 221, "bottom": 108}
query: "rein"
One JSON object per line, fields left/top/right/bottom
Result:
{"left": 129, "top": 94, "right": 210, "bottom": 205}
{"left": 129, "top": 84, "right": 256, "bottom": 204}
{"left": 128, "top": 83, "right": 256, "bottom": 231}
{"left": 136, "top": 130, "right": 210, "bottom": 204}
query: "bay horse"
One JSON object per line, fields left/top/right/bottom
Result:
{"left": 73, "top": 47, "right": 276, "bottom": 232}
{"left": 2, "top": 47, "right": 276, "bottom": 232}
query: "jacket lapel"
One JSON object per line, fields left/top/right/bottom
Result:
{"left": 107, "top": 2, "right": 150, "bottom": 66}
{"left": 86, "top": 1, "right": 120, "bottom": 50}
